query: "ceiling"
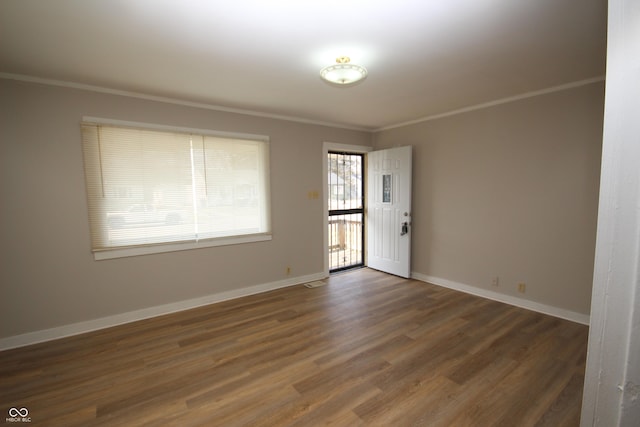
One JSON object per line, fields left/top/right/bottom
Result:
{"left": 0, "top": 0, "right": 607, "bottom": 131}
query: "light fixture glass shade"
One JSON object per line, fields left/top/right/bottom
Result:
{"left": 320, "top": 56, "right": 368, "bottom": 85}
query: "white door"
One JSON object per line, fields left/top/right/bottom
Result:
{"left": 366, "top": 146, "right": 412, "bottom": 278}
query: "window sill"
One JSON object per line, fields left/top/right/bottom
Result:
{"left": 93, "top": 233, "right": 272, "bottom": 260}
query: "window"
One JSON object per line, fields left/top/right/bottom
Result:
{"left": 81, "top": 118, "right": 271, "bottom": 259}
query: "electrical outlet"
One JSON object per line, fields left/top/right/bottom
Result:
{"left": 518, "top": 282, "right": 526, "bottom": 293}
{"left": 492, "top": 276, "right": 499, "bottom": 287}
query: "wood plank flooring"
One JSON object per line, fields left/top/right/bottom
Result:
{"left": 0, "top": 268, "right": 588, "bottom": 426}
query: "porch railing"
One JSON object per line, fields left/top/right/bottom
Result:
{"left": 328, "top": 215, "right": 363, "bottom": 271}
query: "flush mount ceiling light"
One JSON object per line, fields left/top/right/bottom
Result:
{"left": 320, "top": 56, "right": 368, "bottom": 86}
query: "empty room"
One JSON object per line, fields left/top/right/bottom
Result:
{"left": 1, "top": 0, "right": 639, "bottom": 426}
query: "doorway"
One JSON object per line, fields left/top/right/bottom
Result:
{"left": 327, "top": 151, "right": 364, "bottom": 272}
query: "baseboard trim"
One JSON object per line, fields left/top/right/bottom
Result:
{"left": 1, "top": 271, "right": 589, "bottom": 351}
{"left": 411, "top": 272, "right": 590, "bottom": 325}
{"left": 0, "top": 272, "right": 326, "bottom": 351}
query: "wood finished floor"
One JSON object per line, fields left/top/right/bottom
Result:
{"left": 0, "top": 269, "right": 588, "bottom": 426}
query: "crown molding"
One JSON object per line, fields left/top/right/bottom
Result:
{"left": 1, "top": 72, "right": 604, "bottom": 134}
{"left": 375, "top": 76, "right": 606, "bottom": 132}
{"left": 0, "top": 72, "right": 371, "bottom": 132}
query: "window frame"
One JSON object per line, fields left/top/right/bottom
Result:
{"left": 81, "top": 117, "right": 272, "bottom": 260}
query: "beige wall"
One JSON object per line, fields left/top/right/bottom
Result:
{"left": 0, "top": 78, "right": 603, "bottom": 341}
{"left": 373, "top": 82, "right": 604, "bottom": 315}
{"left": 0, "top": 79, "right": 371, "bottom": 339}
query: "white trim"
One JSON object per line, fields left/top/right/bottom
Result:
{"left": 582, "top": 0, "right": 640, "bottom": 422}
{"left": 322, "top": 142, "right": 372, "bottom": 276}
{"left": 0, "top": 72, "right": 370, "bottom": 132}
{"left": 2, "top": 72, "right": 605, "bottom": 134}
{"left": 0, "top": 270, "right": 591, "bottom": 350}
{"left": 0, "top": 272, "right": 325, "bottom": 351}
{"left": 323, "top": 142, "right": 373, "bottom": 154}
{"left": 375, "top": 76, "right": 606, "bottom": 132}
{"left": 94, "top": 234, "right": 272, "bottom": 260}
{"left": 82, "top": 116, "right": 270, "bottom": 142}
{"left": 411, "top": 272, "right": 590, "bottom": 325}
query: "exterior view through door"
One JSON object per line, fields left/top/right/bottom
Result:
{"left": 328, "top": 152, "right": 364, "bottom": 272}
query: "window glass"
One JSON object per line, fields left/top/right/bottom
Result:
{"left": 81, "top": 121, "right": 271, "bottom": 258}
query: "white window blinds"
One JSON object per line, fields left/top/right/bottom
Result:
{"left": 81, "top": 121, "right": 271, "bottom": 255}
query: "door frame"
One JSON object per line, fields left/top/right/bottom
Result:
{"left": 322, "top": 142, "right": 372, "bottom": 277}
{"left": 328, "top": 151, "right": 365, "bottom": 273}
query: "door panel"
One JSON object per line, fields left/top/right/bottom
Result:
{"left": 367, "top": 146, "right": 412, "bottom": 278}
